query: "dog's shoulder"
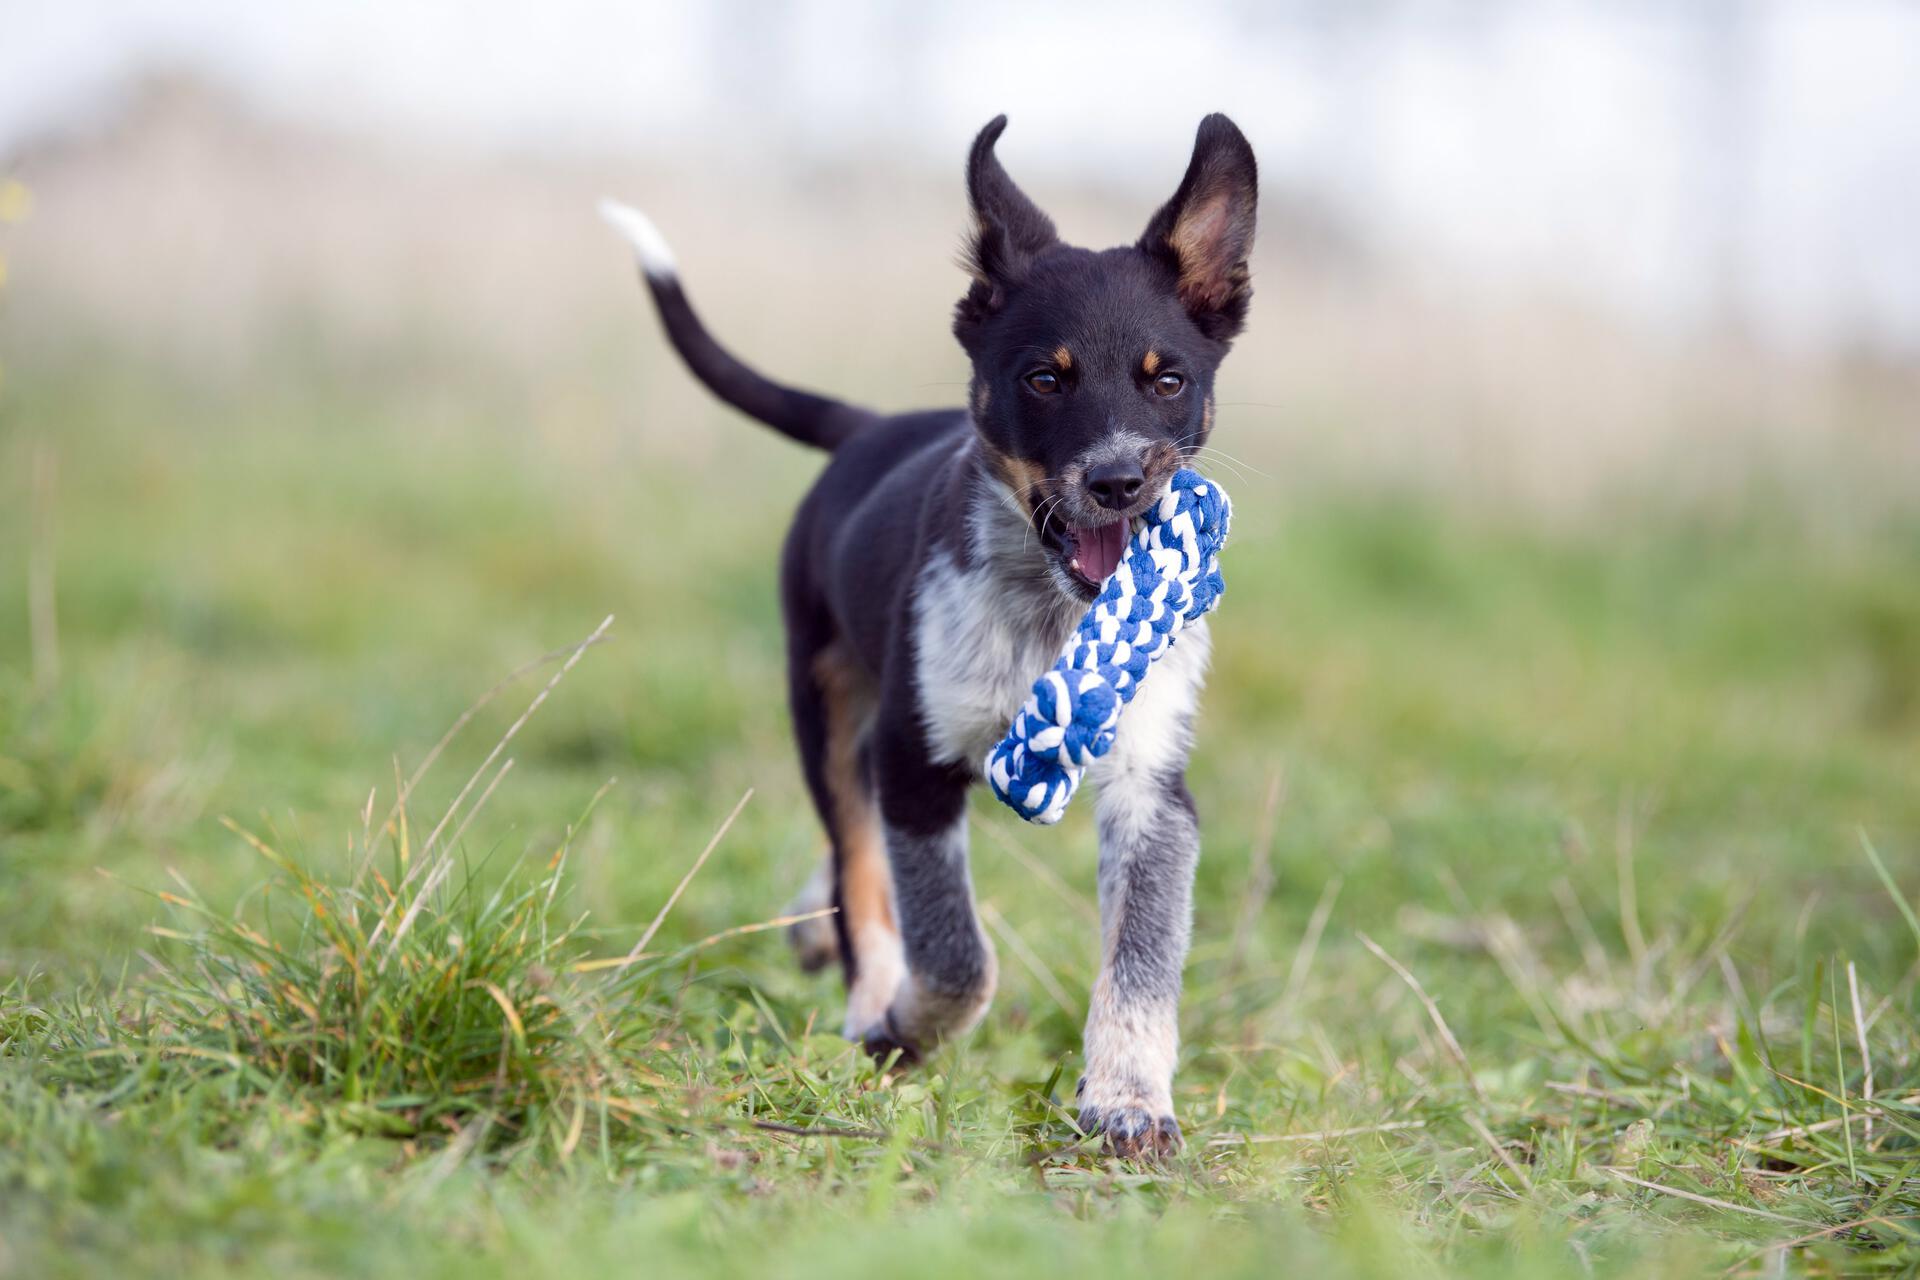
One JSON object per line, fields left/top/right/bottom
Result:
{"left": 794, "top": 410, "right": 971, "bottom": 665}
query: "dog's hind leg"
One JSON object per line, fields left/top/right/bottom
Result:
{"left": 783, "top": 859, "right": 837, "bottom": 973}
{"left": 783, "top": 638, "right": 840, "bottom": 973}
{"left": 788, "top": 637, "right": 907, "bottom": 1036}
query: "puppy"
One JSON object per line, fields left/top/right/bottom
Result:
{"left": 604, "top": 114, "right": 1256, "bottom": 1158}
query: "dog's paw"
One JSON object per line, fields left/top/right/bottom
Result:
{"left": 784, "top": 864, "right": 838, "bottom": 974}
{"left": 1077, "top": 1104, "right": 1182, "bottom": 1160}
{"left": 855, "top": 1013, "right": 922, "bottom": 1068}
{"left": 787, "top": 914, "right": 837, "bottom": 974}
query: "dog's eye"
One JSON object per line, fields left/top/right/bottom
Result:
{"left": 1024, "top": 370, "right": 1062, "bottom": 395}
{"left": 1152, "top": 372, "right": 1185, "bottom": 398}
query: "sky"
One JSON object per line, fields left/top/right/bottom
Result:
{"left": 4, "top": 0, "right": 1918, "bottom": 353}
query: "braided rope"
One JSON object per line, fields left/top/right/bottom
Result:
{"left": 985, "top": 467, "right": 1231, "bottom": 824}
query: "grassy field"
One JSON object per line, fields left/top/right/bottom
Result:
{"left": 4, "top": 281, "right": 1920, "bottom": 1274}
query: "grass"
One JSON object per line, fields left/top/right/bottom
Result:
{"left": 3, "top": 334, "right": 1920, "bottom": 1278}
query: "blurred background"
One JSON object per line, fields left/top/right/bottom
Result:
{"left": 1, "top": 2, "right": 1916, "bottom": 981}
{"left": 8, "top": 10, "right": 1920, "bottom": 1271}
{"left": 5, "top": 2, "right": 1919, "bottom": 503}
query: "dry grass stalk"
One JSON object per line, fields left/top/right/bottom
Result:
{"left": 1848, "top": 960, "right": 1875, "bottom": 1143}
{"left": 981, "top": 900, "right": 1077, "bottom": 1019}
{"left": 980, "top": 821, "right": 1098, "bottom": 925}
{"left": 414, "top": 614, "right": 615, "bottom": 874}
{"left": 1224, "top": 770, "right": 1286, "bottom": 977}
{"left": 1279, "top": 875, "right": 1343, "bottom": 1015}
{"left": 625, "top": 787, "right": 754, "bottom": 962}
{"left": 1358, "top": 930, "right": 1486, "bottom": 1104}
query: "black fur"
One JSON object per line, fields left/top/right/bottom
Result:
{"left": 1138, "top": 114, "right": 1260, "bottom": 342}
{"left": 642, "top": 272, "right": 875, "bottom": 449}
{"left": 618, "top": 114, "right": 1257, "bottom": 1158}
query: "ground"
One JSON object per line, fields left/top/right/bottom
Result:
{"left": 3, "top": 316, "right": 1920, "bottom": 1278}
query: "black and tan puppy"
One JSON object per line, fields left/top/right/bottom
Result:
{"left": 603, "top": 114, "right": 1256, "bottom": 1158}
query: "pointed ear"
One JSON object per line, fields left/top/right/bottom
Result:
{"left": 1138, "top": 113, "right": 1258, "bottom": 342}
{"left": 955, "top": 116, "right": 1058, "bottom": 343}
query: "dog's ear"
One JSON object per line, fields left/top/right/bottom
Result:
{"left": 1138, "top": 114, "right": 1258, "bottom": 342}
{"left": 955, "top": 116, "right": 1058, "bottom": 344}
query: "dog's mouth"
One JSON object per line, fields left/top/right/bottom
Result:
{"left": 1065, "top": 518, "right": 1130, "bottom": 587}
{"left": 1022, "top": 468, "right": 1175, "bottom": 599}
{"left": 1039, "top": 512, "right": 1135, "bottom": 596}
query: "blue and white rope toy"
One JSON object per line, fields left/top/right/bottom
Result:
{"left": 986, "top": 467, "right": 1231, "bottom": 825}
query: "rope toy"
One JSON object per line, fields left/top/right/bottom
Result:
{"left": 986, "top": 467, "right": 1231, "bottom": 824}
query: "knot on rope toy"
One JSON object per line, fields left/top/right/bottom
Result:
{"left": 986, "top": 467, "right": 1231, "bottom": 824}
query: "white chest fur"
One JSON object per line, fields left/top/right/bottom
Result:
{"left": 912, "top": 551, "right": 1073, "bottom": 769}
{"left": 911, "top": 550, "right": 1212, "bottom": 779}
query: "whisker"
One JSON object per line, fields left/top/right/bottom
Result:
{"left": 1010, "top": 475, "right": 1059, "bottom": 556}
{"left": 987, "top": 472, "right": 1058, "bottom": 559}
{"left": 1180, "top": 440, "right": 1268, "bottom": 483}
{"left": 1170, "top": 439, "right": 1253, "bottom": 486}
{"left": 1170, "top": 430, "right": 1221, "bottom": 460}
{"left": 1188, "top": 440, "right": 1270, "bottom": 474}
{"left": 1187, "top": 451, "right": 1255, "bottom": 485}
{"left": 1196, "top": 449, "right": 1269, "bottom": 481}
{"left": 1032, "top": 493, "right": 1069, "bottom": 545}
{"left": 982, "top": 484, "right": 1038, "bottom": 554}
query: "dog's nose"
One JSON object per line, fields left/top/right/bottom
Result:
{"left": 1085, "top": 458, "right": 1147, "bottom": 511}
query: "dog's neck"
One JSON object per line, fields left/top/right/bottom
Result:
{"left": 956, "top": 439, "right": 1085, "bottom": 633}
{"left": 906, "top": 436, "right": 1091, "bottom": 770}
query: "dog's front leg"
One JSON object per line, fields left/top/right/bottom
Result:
{"left": 1078, "top": 767, "right": 1199, "bottom": 1158}
{"left": 856, "top": 726, "right": 997, "bottom": 1062}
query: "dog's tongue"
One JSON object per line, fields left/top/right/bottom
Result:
{"left": 1074, "top": 518, "right": 1129, "bottom": 585}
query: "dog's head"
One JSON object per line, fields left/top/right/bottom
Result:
{"left": 955, "top": 113, "right": 1256, "bottom": 600}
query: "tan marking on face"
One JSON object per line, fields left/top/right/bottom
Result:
{"left": 1142, "top": 350, "right": 1161, "bottom": 376}
{"left": 972, "top": 382, "right": 991, "bottom": 417}
{"left": 1052, "top": 345, "right": 1072, "bottom": 371}
{"left": 812, "top": 643, "right": 901, "bottom": 1031}
{"left": 983, "top": 444, "right": 1050, "bottom": 514}
{"left": 1202, "top": 396, "right": 1215, "bottom": 435}
{"left": 1009, "top": 457, "right": 1047, "bottom": 509}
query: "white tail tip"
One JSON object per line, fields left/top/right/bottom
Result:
{"left": 598, "top": 198, "right": 677, "bottom": 280}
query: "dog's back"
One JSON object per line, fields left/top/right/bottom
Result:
{"left": 783, "top": 409, "right": 975, "bottom": 678}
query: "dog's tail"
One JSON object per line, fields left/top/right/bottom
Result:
{"left": 599, "top": 200, "right": 871, "bottom": 452}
